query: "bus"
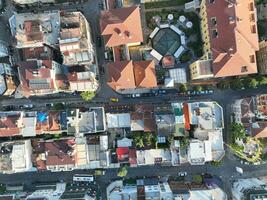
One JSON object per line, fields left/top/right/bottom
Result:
{"left": 73, "top": 174, "right": 94, "bottom": 182}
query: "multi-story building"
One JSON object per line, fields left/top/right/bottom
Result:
{"left": 74, "top": 135, "right": 110, "bottom": 169}
{"left": 100, "top": 6, "right": 158, "bottom": 92}
{"left": 12, "top": 0, "right": 56, "bottom": 7}
{"left": 17, "top": 60, "right": 66, "bottom": 97}
{"left": 59, "top": 12, "right": 95, "bottom": 66}
{"left": 10, "top": 11, "right": 100, "bottom": 95}
{"left": 107, "top": 178, "right": 173, "bottom": 200}
{"left": 232, "top": 94, "right": 267, "bottom": 138}
{"left": 232, "top": 178, "right": 267, "bottom": 200}
{"left": 33, "top": 139, "right": 76, "bottom": 171}
{"left": 107, "top": 178, "right": 227, "bottom": 200}
{"left": 10, "top": 11, "right": 60, "bottom": 49}
{"left": 107, "top": 60, "right": 157, "bottom": 91}
{"left": 190, "top": 0, "right": 259, "bottom": 79}
{"left": 67, "top": 66, "right": 98, "bottom": 92}
{"left": 0, "top": 63, "right": 16, "bottom": 96}
{"left": 256, "top": 40, "right": 267, "bottom": 74}
{"left": 0, "top": 110, "right": 67, "bottom": 138}
{"left": 67, "top": 107, "right": 106, "bottom": 137}
{"left": 184, "top": 101, "right": 225, "bottom": 164}
{"left": 0, "top": 140, "right": 33, "bottom": 173}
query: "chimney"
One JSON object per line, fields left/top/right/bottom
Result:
{"left": 124, "top": 31, "right": 132, "bottom": 39}
{"left": 114, "top": 28, "right": 122, "bottom": 36}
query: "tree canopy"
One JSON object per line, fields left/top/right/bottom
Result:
{"left": 231, "top": 123, "right": 246, "bottom": 141}
{"left": 80, "top": 91, "right": 95, "bottom": 101}
{"left": 117, "top": 166, "right": 128, "bottom": 177}
{"left": 230, "top": 79, "right": 244, "bottom": 90}
{"left": 193, "top": 85, "right": 202, "bottom": 92}
{"left": 179, "top": 84, "right": 187, "bottom": 92}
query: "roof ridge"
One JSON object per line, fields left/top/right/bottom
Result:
{"left": 235, "top": 28, "right": 258, "bottom": 51}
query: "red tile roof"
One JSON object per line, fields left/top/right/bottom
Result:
{"left": 183, "top": 103, "right": 190, "bottom": 130}
{"left": 107, "top": 60, "right": 157, "bottom": 90}
{"left": 44, "top": 139, "right": 75, "bottom": 166}
{"left": 204, "top": 0, "right": 259, "bottom": 77}
{"left": 0, "top": 114, "right": 21, "bottom": 137}
{"left": 162, "top": 56, "right": 175, "bottom": 68}
{"left": 17, "top": 60, "right": 60, "bottom": 96}
{"left": 100, "top": 6, "right": 143, "bottom": 47}
{"left": 251, "top": 121, "right": 267, "bottom": 138}
{"left": 116, "top": 147, "right": 129, "bottom": 161}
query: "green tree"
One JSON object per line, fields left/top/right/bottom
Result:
{"left": 53, "top": 103, "right": 65, "bottom": 110}
{"left": 230, "top": 79, "right": 244, "bottom": 90}
{"left": 144, "top": 132, "right": 154, "bottom": 146}
{"left": 211, "top": 160, "right": 223, "bottom": 167}
{"left": 193, "top": 85, "right": 202, "bottom": 92}
{"left": 80, "top": 91, "right": 95, "bottom": 101}
{"left": 257, "top": 76, "right": 267, "bottom": 85}
{"left": 134, "top": 134, "right": 145, "bottom": 148}
{"left": 247, "top": 78, "right": 258, "bottom": 88}
{"left": 179, "top": 84, "right": 187, "bottom": 92}
{"left": 180, "top": 137, "right": 189, "bottom": 149}
{"left": 117, "top": 166, "right": 128, "bottom": 177}
{"left": 192, "top": 175, "right": 203, "bottom": 184}
{"left": 217, "top": 80, "right": 230, "bottom": 89}
{"left": 231, "top": 123, "right": 246, "bottom": 141}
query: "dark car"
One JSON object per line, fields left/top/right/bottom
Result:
{"left": 96, "top": 36, "right": 102, "bottom": 47}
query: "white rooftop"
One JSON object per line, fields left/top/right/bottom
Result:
{"left": 190, "top": 187, "right": 227, "bottom": 200}
{"left": 13, "top": 11, "right": 60, "bottom": 48}
{"left": 169, "top": 68, "right": 187, "bottom": 84}
{"left": 21, "top": 116, "right": 37, "bottom": 137}
{"left": 188, "top": 140, "right": 212, "bottom": 165}
{"left": 11, "top": 140, "right": 33, "bottom": 173}
{"left": 136, "top": 149, "right": 171, "bottom": 165}
{"left": 106, "top": 113, "right": 131, "bottom": 128}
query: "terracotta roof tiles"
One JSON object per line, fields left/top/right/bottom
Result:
{"left": 100, "top": 6, "right": 143, "bottom": 47}
{"left": 204, "top": 0, "right": 259, "bottom": 77}
{"left": 107, "top": 60, "right": 157, "bottom": 90}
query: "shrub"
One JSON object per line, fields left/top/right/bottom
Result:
{"left": 193, "top": 85, "right": 202, "bottom": 92}
{"left": 230, "top": 79, "right": 244, "bottom": 90}
{"left": 217, "top": 80, "right": 230, "bottom": 89}
{"left": 179, "top": 84, "right": 187, "bottom": 92}
{"left": 180, "top": 52, "right": 191, "bottom": 63}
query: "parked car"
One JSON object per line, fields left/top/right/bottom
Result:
{"left": 23, "top": 104, "right": 34, "bottom": 109}
{"left": 96, "top": 36, "right": 102, "bottom": 47}
{"left": 45, "top": 103, "right": 54, "bottom": 107}
{"left": 158, "top": 90, "right": 166, "bottom": 94}
{"left": 208, "top": 90, "right": 214, "bottom": 94}
{"left": 132, "top": 93, "right": 141, "bottom": 98}
{"left": 178, "top": 172, "right": 187, "bottom": 177}
{"left": 110, "top": 97, "right": 119, "bottom": 102}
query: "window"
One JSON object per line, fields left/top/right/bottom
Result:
{"left": 212, "top": 29, "right": 218, "bottom": 38}
{"left": 211, "top": 17, "right": 217, "bottom": 26}
{"left": 248, "top": 2, "right": 254, "bottom": 11}
{"left": 250, "top": 24, "right": 256, "bottom": 33}
{"left": 209, "top": 0, "right": 215, "bottom": 3}
{"left": 250, "top": 13, "right": 255, "bottom": 22}
{"left": 229, "top": 16, "right": 235, "bottom": 24}
{"left": 241, "top": 66, "right": 248, "bottom": 73}
{"left": 249, "top": 55, "right": 255, "bottom": 63}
